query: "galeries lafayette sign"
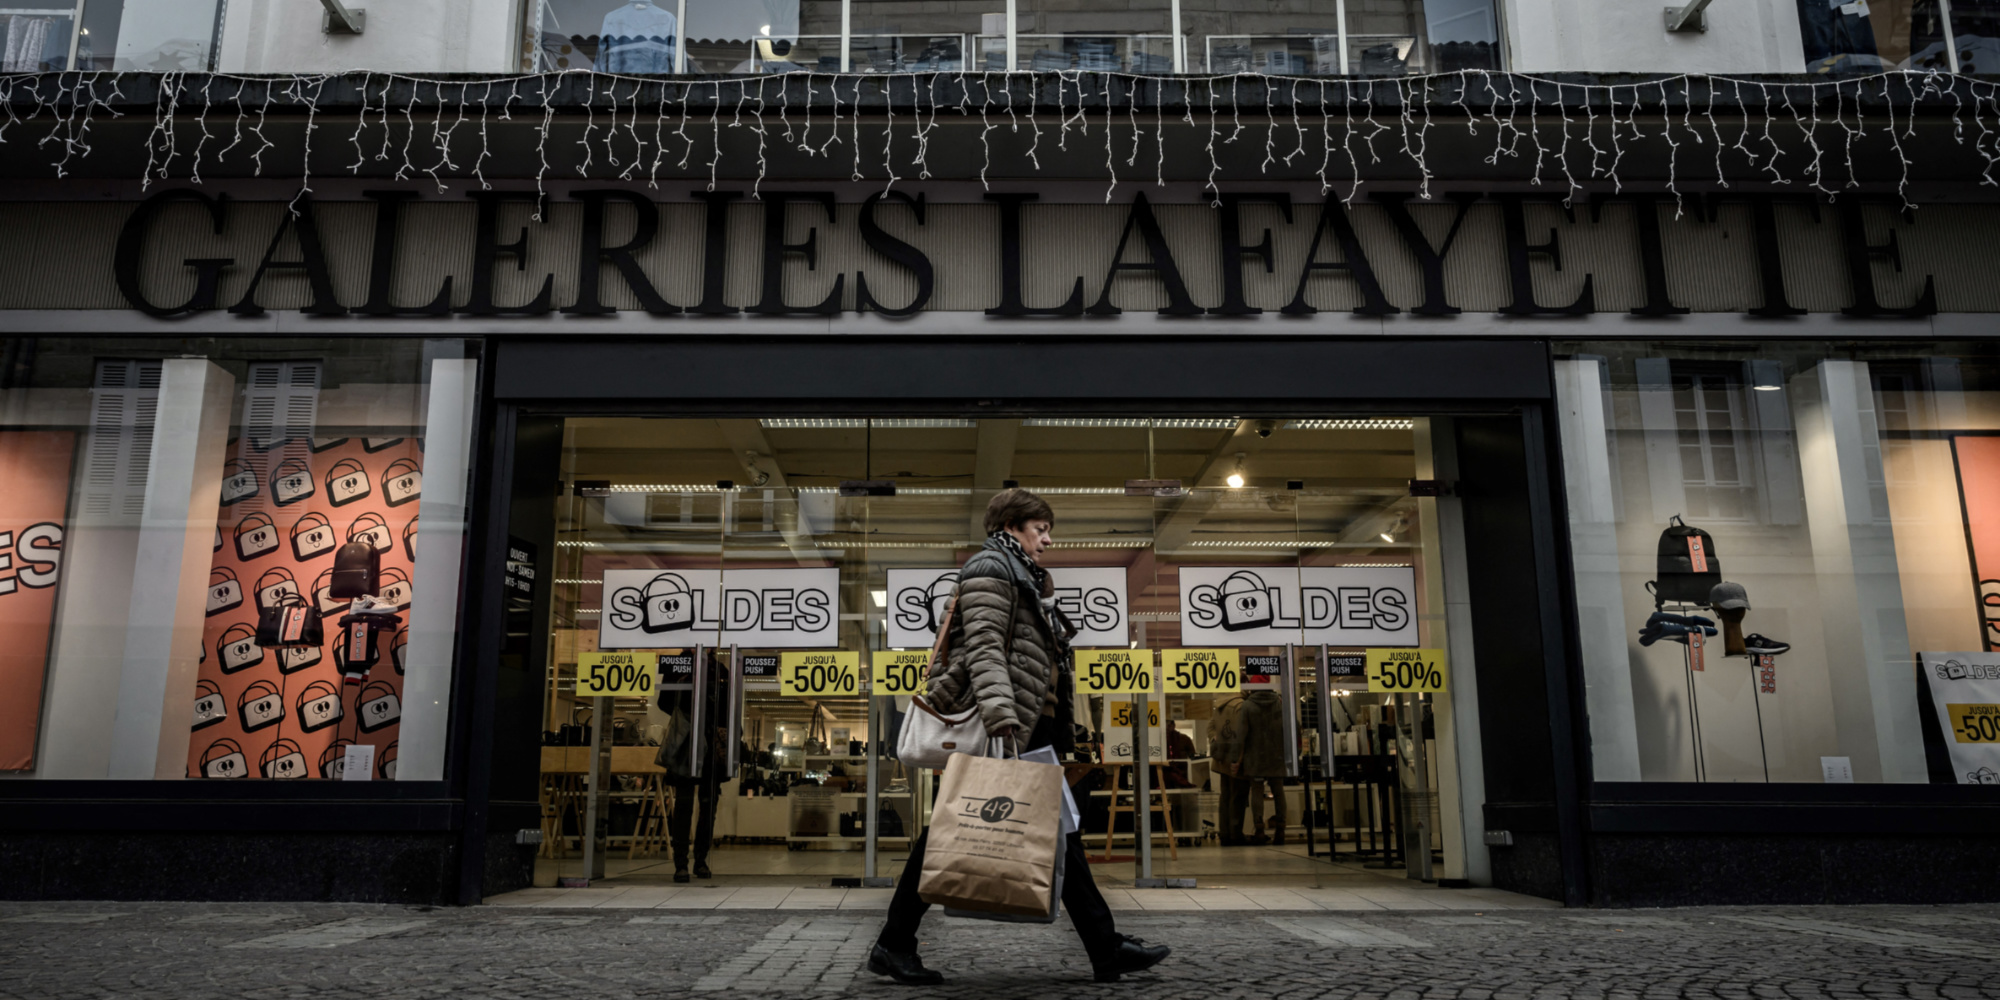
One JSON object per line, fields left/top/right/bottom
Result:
{"left": 112, "top": 186, "right": 1939, "bottom": 320}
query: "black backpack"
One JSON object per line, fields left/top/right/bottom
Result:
{"left": 329, "top": 538, "right": 380, "bottom": 598}
{"left": 1653, "top": 515, "right": 1721, "bottom": 604}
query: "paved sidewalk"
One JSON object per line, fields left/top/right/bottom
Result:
{"left": 5, "top": 899, "right": 2000, "bottom": 999}
{"left": 485, "top": 881, "right": 1557, "bottom": 911}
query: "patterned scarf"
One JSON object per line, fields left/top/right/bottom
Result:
{"left": 989, "top": 528, "right": 1050, "bottom": 595}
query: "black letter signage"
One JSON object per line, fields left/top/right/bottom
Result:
{"left": 1282, "top": 200, "right": 1397, "bottom": 317}
{"left": 1836, "top": 199, "right": 1936, "bottom": 318}
{"left": 1373, "top": 192, "right": 1478, "bottom": 316}
{"left": 564, "top": 189, "right": 679, "bottom": 316}
{"left": 984, "top": 192, "right": 1083, "bottom": 316}
{"left": 229, "top": 194, "right": 345, "bottom": 317}
{"left": 1495, "top": 195, "right": 1593, "bottom": 316}
{"left": 114, "top": 189, "right": 233, "bottom": 319}
{"left": 358, "top": 190, "right": 451, "bottom": 316}
{"left": 457, "top": 192, "right": 554, "bottom": 316}
{"left": 855, "top": 191, "right": 934, "bottom": 316}
{"left": 750, "top": 191, "right": 843, "bottom": 316}
{"left": 1089, "top": 191, "right": 1200, "bottom": 316}
{"left": 1209, "top": 192, "right": 1291, "bottom": 316}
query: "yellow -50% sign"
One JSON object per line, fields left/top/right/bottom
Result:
{"left": 1076, "top": 650, "right": 1155, "bottom": 694}
{"left": 578, "top": 652, "right": 654, "bottom": 697}
{"left": 1948, "top": 703, "right": 2000, "bottom": 743}
{"left": 1162, "top": 649, "right": 1241, "bottom": 693}
{"left": 1109, "top": 699, "right": 1161, "bottom": 728}
{"left": 1363, "top": 648, "right": 1449, "bottom": 694}
{"left": 781, "top": 651, "right": 861, "bottom": 697}
{"left": 873, "top": 651, "right": 930, "bottom": 696}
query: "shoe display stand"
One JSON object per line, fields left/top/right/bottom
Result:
{"left": 1654, "top": 600, "right": 1777, "bottom": 783}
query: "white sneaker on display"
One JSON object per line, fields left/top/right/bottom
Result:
{"left": 348, "top": 594, "right": 399, "bottom": 615}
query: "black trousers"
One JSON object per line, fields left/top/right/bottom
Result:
{"left": 877, "top": 717, "right": 1120, "bottom": 961}
{"left": 668, "top": 775, "right": 721, "bottom": 866}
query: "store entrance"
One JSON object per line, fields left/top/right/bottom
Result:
{"left": 523, "top": 416, "right": 1465, "bottom": 891}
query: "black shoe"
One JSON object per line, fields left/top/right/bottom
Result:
{"left": 867, "top": 945, "right": 944, "bottom": 985}
{"left": 694, "top": 861, "right": 712, "bottom": 879}
{"left": 1744, "top": 633, "right": 1790, "bottom": 655}
{"left": 1093, "top": 936, "right": 1171, "bottom": 983}
{"left": 673, "top": 866, "right": 690, "bottom": 884}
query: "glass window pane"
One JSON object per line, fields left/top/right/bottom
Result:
{"left": 996, "top": 0, "right": 1176, "bottom": 72}
{"left": 848, "top": 0, "right": 978, "bottom": 72}
{"left": 77, "top": 0, "right": 222, "bottom": 72}
{"left": 1947, "top": 0, "right": 2000, "bottom": 73}
{"left": 0, "top": 7, "right": 74, "bottom": 72}
{"left": 1196, "top": 0, "right": 1497, "bottom": 75}
{"left": 1795, "top": 0, "right": 1952, "bottom": 74}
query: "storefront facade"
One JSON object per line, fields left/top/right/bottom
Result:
{"left": 0, "top": 71, "right": 1996, "bottom": 908}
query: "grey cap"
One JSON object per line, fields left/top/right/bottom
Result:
{"left": 1708, "top": 581, "right": 1750, "bottom": 610}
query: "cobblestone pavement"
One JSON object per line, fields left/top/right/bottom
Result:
{"left": 5, "top": 899, "right": 2000, "bottom": 999}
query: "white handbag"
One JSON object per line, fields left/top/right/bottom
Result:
{"left": 896, "top": 696, "right": 988, "bottom": 770}
{"left": 895, "top": 591, "right": 992, "bottom": 770}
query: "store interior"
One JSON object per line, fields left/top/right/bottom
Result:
{"left": 528, "top": 416, "right": 1460, "bottom": 888}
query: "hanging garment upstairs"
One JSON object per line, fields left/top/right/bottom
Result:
{"left": 601, "top": 1, "right": 679, "bottom": 74}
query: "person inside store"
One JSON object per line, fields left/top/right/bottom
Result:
{"left": 655, "top": 651, "right": 729, "bottom": 883}
{"left": 1215, "top": 688, "right": 1289, "bottom": 845}
{"left": 870, "top": 488, "right": 1171, "bottom": 986}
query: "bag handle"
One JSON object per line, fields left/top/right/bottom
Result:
{"left": 221, "top": 623, "right": 256, "bottom": 642}
{"left": 240, "top": 679, "right": 279, "bottom": 702}
{"left": 380, "top": 566, "right": 410, "bottom": 586}
{"left": 274, "top": 457, "right": 312, "bottom": 475}
{"left": 256, "top": 566, "right": 296, "bottom": 589}
{"left": 236, "top": 511, "right": 274, "bottom": 535}
{"left": 350, "top": 512, "right": 388, "bottom": 537}
{"left": 210, "top": 566, "right": 237, "bottom": 584}
{"left": 384, "top": 457, "right": 420, "bottom": 476}
{"left": 362, "top": 679, "right": 395, "bottom": 700}
{"left": 329, "top": 457, "right": 366, "bottom": 477}
{"left": 202, "top": 738, "right": 243, "bottom": 764}
{"left": 291, "top": 511, "right": 331, "bottom": 536}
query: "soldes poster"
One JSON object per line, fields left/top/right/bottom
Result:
{"left": 0, "top": 431, "right": 73, "bottom": 771}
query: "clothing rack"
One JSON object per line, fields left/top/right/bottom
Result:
{"left": 1657, "top": 599, "right": 1711, "bottom": 783}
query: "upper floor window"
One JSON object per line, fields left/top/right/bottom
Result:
{"left": 1, "top": 0, "right": 223, "bottom": 72}
{"left": 1796, "top": 0, "right": 1999, "bottom": 74}
{"left": 521, "top": 0, "right": 1500, "bottom": 74}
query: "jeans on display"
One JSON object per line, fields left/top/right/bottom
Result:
{"left": 668, "top": 774, "right": 722, "bottom": 866}
{"left": 877, "top": 715, "right": 1121, "bottom": 961}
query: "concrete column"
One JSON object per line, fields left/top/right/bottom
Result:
{"left": 1789, "top": 360, "right": 1927, "bottom": 784}
{"left": 397, "top": 352, "right": 478, "bottom": 781}
{"left": 1421, "top": 417, "right": 1489, "bottom": 885}
{"left": 1553, "top": 359, "right": 1643, "bottom": 782}
{"left": 107, "top": 360, "right": 235, "bottom": 780}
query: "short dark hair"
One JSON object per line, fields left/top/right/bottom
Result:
{"left": 985, "top": 488, "right": 1054, "bottom": 535}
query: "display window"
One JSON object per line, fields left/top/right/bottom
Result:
{"left": 0, "top": 337, "right": 480, "bottom": 782}
{"left": 1555, "top": 341, "right": 2000, "bottom": 785}
{"left": 526, "top": 415, "right": 1471, "bottom": 889}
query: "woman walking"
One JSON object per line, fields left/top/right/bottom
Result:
{"left": 869, "top": 488, "right": 1171, "bottom": 985}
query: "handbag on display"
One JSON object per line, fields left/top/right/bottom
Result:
{"left": 336, "top": 617, "right": 384, "bottom": 679}
{"left": 349, "top": 511, "right": 395, "bottom": 553}
{"left": 235, "top": 512, "right": 281, "bottom": 561}
{"left": 375, "top": 566, "right": 412, "bottom": 610}
{"left": 255, "top": 593, "right": 324, "bottom": 648}
{"left": 1652, "top": 515, "right": 1723, "bottom": 605}
{"left": 292, "top": 511, "right": 337, "bottom": 562}
{"left": 331, "top": 535, "right": 382, "bottom": 599}
{"left": 402, "top": 516, "right": 419, "bottom": 561}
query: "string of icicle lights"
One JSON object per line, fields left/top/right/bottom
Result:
{"left": 0, "top": 68, "right": 1987, "bottom": 215}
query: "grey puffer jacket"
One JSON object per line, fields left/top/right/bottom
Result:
{"left": 926, "top": 538, "right": 1062, "bottom": 737}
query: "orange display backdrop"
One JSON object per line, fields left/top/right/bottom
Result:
{"left": 190, "top": 436, "right": 424, "bottom": 780}
{"left": 0, "top": 431, "right": 75, "bottom": 771}
{"left": 1953, "top": 435, "right": 2000, "bottom": 652}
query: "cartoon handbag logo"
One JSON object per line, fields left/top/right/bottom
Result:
{"left": 311, "top": 436, "right": 349, "bottom": 453}
{"left": 927, "top": 572, "right": 959, "bottom": 632}
{"left": 376, "top": 566, "right": 412, "bottom": 611}
{"left": 609, "top": 572, "right": 697, "bottom": 634}
{"left": 391, "top": 627, "right": 408, "bottom": 675}
{"left": 382, "top": 457, "right": 422, "bottom": 507}
{"left": 220, "top": 457, "right": 259, "bottom": 506}
{"left": 349, "top": 512, "right": 394, "bottom": 554}
{"left": 271, "top": 457, "right": 316, "bottom": 507}
{"left": 318, "top": 739, "right": 354, "bottom": 779}
{"left": 254, "top": 566, "right": 303, "bottom": 612}
{"left": 297, "top": 679, "right": 345, "bottom": 734}
{"left": 277, "top": 641, "right": 323, "bottom": 675}
{"left": 191, "top": 679, "right": 227, "bottom": 731}
{"left": 357, "top": 680, "right": 402, "bottom": 733}
{"left": 377, "top": 739, "right": 399, "bottom": 780}
{"left": 235, "top": 511, "right": 281, "bottom": 561}
{"left": 216, "top": 622, "right": 264, "bottom": 674}
{"left": 206, "top": 567, "right": 244, "bottom": 616}
{"left": 402, "top": 515, "right": 419, "bottom": 561}
{"left": 312, "top": 568, "right": 346, "bottom": 615}
{"left": 237, "top": 679, "right": 286, "bottom": 733}
{"left": 292, "top": 511, "right": 337, "bottom": 562}
{"left": 260, "top": 738, "right": 308, "bottom": 779}
{"left": 199, "top": 738, "right": 248, "bottom": 779}
{"left": 1219, "top": 570, "right": 1275, "bottom": 631}
{"left": 363, "top": 437, "right": 404, "bottom": 453}
{"left": 325, "top": 457, "right": 372, "bottom": 507}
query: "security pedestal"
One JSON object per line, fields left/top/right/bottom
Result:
{"left": 578, "top": 695, "right": 611, "bottom": 884}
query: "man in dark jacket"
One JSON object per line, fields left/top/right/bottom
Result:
{"left": 871, "top": 489, "right": 1169, "bottom": 986}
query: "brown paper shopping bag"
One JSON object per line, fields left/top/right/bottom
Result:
{"left": 918, "top": 751, "right": 1065, "bottom": 917}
